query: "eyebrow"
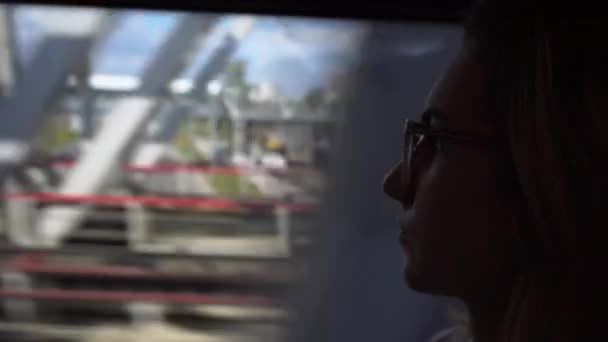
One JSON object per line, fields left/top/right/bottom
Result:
{"left": 421, "top": 108, "right": 449, "bottom": 125}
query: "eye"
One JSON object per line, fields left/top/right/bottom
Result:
{"left": 433, "top": 137, "right": 454, "bottom": 157}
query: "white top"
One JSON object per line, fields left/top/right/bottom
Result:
{"left": 429, "top": 325, "right": 473, "bottom": 342}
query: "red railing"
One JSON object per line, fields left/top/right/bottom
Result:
{"left": 5, "top": 192, "right": 318, "bottom": 212}
{"left": 2, "top": 253, "right": 295, "bottom": 283}
{"left": 0, "top": 288, "right": 274, "bottom": 305}
{"left": 50, "top": 159, "right": 319, "bottom": 176}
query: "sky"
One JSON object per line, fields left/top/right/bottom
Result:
{"left": 13, "top": 6, "right": 366, "bottom": 98}
{"left": 91, "top": 11, "right": 182, "bottom": 76}
{"left": 232, "top": 17, "right": 364, "bottom": 97}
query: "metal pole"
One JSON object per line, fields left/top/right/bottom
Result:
{"left": 0, "top": 5, "right": 16, "bottom": 97}
{"left": 276, "top": 206, "right": 291, "bottom": 257}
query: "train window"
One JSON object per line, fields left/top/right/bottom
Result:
{"left": 0, "top": 3, "right": 462, "bottom": 341}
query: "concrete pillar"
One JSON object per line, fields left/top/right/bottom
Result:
{"left": 127, "top": 302, "right": 166, "bottom": 325}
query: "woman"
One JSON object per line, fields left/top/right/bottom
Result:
{"left": 382, "top": 0, "right": 608, "bottom": 341}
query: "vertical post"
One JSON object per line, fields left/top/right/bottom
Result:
{"left": 233, "top": 118, "right": 247, "bottom": 196}
{"left": 232, "top": 117, "right": 246, "bottom": 156}
{"left": 126, "top": 202, "right": 149, "bottom": 249}
{"left": 239, "top": 167, "right": 249, "bottom": 197}
{"left": 0, "top": 5, "right": 16, "bottom": 96}
{"left": 275, "top": 205, "right": 291, "bottom": 257}
{"left": 186, "top": 113, "right": 194, "bottom": 160}
{"left": 5, "top": 179, "right": 35, "bottom": 246}
{"left": 209, "top": 116, "right": 218, "bottom": 145}
{"left": 0, "top": 197, "right": 4, "bottom": 238}
{"left": 176, "top": 168, "right": 187, "bottom": 195}
{"left": 81, "top": 91, "right": 97, "bottom": 139}
{"left": 1, "top": 271, "right": 37, "bottom": 321}
{"left": 208, "top": 114, "right": 218, "bottom": 163}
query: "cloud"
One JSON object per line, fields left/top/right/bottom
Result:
{"left": 230, "top": 17, "right": 361, "bottom": 97}
{"left": 257, "top": 57, "right": 326, "bottom": 98}
{"left": 238, "top": 29, "right": 314, "bottom": 61}
{"left": 274, "top": 18, "right": 366, "bottom": 51}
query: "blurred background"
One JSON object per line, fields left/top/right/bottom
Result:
{"left": 0, "top": 3, "right": 464, "bottom": 341}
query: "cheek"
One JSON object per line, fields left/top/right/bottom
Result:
{"left": 415, "top": 155, "right": 500, "bottom": 235}
{"left": 412, "top": 156, "right": 511, "bottom": 282}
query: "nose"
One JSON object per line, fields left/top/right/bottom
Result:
{"left": 383, "top": 161, "right": 405, "bottom": 202}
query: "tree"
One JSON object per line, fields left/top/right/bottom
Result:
{"left": 304, "top": 87, "right": 327, "bottom": 109}
{"left": 223, "top": 59, "right": 247, "bottom": 87}
{"left": 222, "top": 59, "right": 252, "bottom": 107}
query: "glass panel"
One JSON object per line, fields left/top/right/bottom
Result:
{"left": 0, "top": 3, "right": 462, "bottom": 341}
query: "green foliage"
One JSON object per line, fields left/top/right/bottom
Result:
{"left": 223, "top": 59, "right": 247, "bottom": 87}
{"left": 174, "top": 122, "right": 205, "bottom": 161}
{"left": 36, "top": 115, "right": 78, "bottom": 152}
{"left": 222, "top": 59, "right": 253, "bottom": 108}
{"left": 209, "top": 173, "right": 261, "bottom": 197}
{"left": 304, "top": 87, "right": 326, "bottom": 109}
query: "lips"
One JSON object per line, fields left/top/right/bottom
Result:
{"left": 399, "top": 230, "right": 409, "bottom": 245}
{"left": 397, "top": 210, "right": 415, "bottom": 236}
{"left": 397, "top": 210, "right": 416, "bottom": 259}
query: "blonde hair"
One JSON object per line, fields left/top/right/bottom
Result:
{"left": 465, "top": 0, "right": 608, "bottom": 340}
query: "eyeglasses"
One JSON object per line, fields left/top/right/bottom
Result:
{"left": 401, "top": 117, "right": 492, "bottom": 193}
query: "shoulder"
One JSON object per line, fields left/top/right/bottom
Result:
{"left": 428, "top": 325, "right": 471, "bottom": 342}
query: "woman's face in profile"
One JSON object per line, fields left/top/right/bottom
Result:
{"left": 383, "top": 47, "right": 516, "bottom": 299}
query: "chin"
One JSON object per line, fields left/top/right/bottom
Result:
{"left": 403, "top": 263, "right": 449, "bottom": 296}
{"left": 403, "top": 260, "right": 423, "bottom": 289}
{"left": 403, "top": 265, "right": 426, "bottom": 292}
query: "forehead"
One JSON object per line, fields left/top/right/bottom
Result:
{"left": 424, "top": 48, "right": 492, "bottom": 134}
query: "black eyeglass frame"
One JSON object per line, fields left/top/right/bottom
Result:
{"left": 401, "top": 117, "right": 493, "bottom": 191}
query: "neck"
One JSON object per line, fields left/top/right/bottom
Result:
{"left": 465, "top": 300, "right": 506, "bottom": 342}
{"left": 463, "top": 278, "right": 517, "bottom": 342}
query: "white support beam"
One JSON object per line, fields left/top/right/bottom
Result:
{"left": 36, "top": 97, "right": 157, "bottom": 247}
